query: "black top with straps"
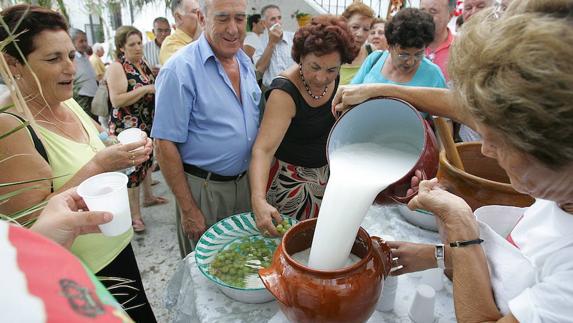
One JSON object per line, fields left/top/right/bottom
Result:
{"left": 265, "top": 77, "right": 338, "bottom": 168}
{"left": 2, "top": 112, "right": 53, "bottom": 192}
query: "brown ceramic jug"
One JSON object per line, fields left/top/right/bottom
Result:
{"left": 438, "top": 142, "right": 534, "bottom": 210}
{"left": 259, "top": 218, "right": 393, "bottom": 323}
{"left": 328, "top": 97, "right": 439, "bottom": 205}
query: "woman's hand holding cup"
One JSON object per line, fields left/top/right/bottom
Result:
{"left": 92, "top": 131, "right": 151, "bottom": 172}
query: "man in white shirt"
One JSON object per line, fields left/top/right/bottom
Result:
{"left": 70, "top": 28, "right": 98, "bottom": 121}
{"left": 143, "top": 17, "right": 171, "bottom": 75}
{"left": 243, "top": 14, "right": 264, "bottom": 62}
{"left": 253, "top": 5, "right": 295, "bottom": 88}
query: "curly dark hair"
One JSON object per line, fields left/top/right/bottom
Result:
{"left": 0, "top": 4, "right": 69, "bottom": 63}
{"left": 291, "top": 15, "right": 359, "bottom": 64}
{"left": 385, "top": 8, "right": 435, "bottom": 49}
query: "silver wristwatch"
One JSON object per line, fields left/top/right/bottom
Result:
{"left": 435, "top": 243, "right": 445, "bottom": 269}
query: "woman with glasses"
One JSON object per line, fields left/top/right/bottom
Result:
{"left": 351, "top": 8, "right": 446, "bottom": 98}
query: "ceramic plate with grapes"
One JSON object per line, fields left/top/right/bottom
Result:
{"left": 195, "top": 212, "right": 297, "bottom": 303}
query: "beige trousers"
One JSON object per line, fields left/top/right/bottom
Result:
{"left": 176, "top": 172, "right": 251, "bottom": 258}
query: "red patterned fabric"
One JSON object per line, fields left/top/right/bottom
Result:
{"left": 266, "top": 158, "right": 329, "bottom": 220}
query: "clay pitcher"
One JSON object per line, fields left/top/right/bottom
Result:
{"left": 259, "top": 218, "right": 393, "bottom": 323}
{"left": 438, "top": 142, "right": 534, "bottom": 210}
{"left": 328, "top": 97, "right": 439, "bottom": 204}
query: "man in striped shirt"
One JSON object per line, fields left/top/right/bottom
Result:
{"left": 143, "top": 17, "right": 171, "bottom": 76}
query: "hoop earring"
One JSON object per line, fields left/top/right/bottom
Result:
{"left": 14, "top": 74, "right": 22, "bottom": 80}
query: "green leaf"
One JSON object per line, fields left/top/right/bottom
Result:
{"left": 0, "top": 102, "right": 15, "bottom": 114}
{"left": 7, "top": 200, "right": 47, "bottom": 227}
{"left": 0, "top": 185, "right": 41, "bottom": 203}
{"left": 0, "top": 177, "right": 54, "bottom": 188}
{"left": 0, "top": 121, "right": 28, "bottom": 141}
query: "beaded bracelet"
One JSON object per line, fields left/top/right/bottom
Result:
{"left": 449, "top": 238, "right": 484, "bottom": 248}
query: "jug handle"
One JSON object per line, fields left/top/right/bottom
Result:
{"left": 371, "top": 236, "right": 393, "bottom": 278}
{"left": 388, "top": 169, "right": 428, "bottom": 204}
{"left": 259, "top": 266, "right": 291, "bottom": 307}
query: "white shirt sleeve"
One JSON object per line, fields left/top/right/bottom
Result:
{"left": 252, "top": 32, "right": 268, "bottom": 65}
{"left": 508, "top": 246, "right": 573, "bottom": 323}
{"left": 244, "top": 32, "right": 261, "bottom": 49}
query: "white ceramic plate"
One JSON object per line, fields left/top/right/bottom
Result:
{"left": 398, "top": 205, "right": 439, "bottom": 232}
{"left": 195, "top": 212, "right": 298, "bottom": 304}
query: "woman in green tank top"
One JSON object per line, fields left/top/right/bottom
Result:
{"left": 339, "top": 2, "right": 376, "bottom": 85}
{"left": 0, "top": 5, "right": 157, "bottom": 321}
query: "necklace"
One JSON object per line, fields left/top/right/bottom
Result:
{"left": 34, "top": 105, "right": 98, "bottom": 152}
{"left": 299, "top": 64, "right": 328, "bottom": 100}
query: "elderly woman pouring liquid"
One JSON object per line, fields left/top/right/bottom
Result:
{"left": 333, "top": 0, "right": 573, "bottom": 321}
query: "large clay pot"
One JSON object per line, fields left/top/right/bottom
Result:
{"left": 438, "top": 142, "right": 534, "bottom": 210}
{"left": 328, "top": 97, "right": 439, "bottom": 204}
{"left": 259, "top": 218, "right": 393, "bottom": 323}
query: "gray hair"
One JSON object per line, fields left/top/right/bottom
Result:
{"left": 261, "top": 4, "right": 280, "bottom": 17}
{"left": 92, "top": 42, "right": 104, "bottom": 52}
{"left": 68, "top": 27, "right": 85, "bottom": 41}
{"left": 199, "top": 0, "right": 209, "bottom": 16}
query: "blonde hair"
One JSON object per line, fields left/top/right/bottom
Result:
{"left": 341, "top": 2, "right": 376, "bottom": 20}
{"left": 449, "top": 0, "right": 573, "bottom": 167}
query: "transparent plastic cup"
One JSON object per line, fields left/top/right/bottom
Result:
{"left": 77, "top": 172, "right": 131, "bottom": 237}
{"left": 408, "top": 284, "right": 436, "bottom": 323}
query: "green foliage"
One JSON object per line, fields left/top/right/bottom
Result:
{"left": 292, "top": 10, "right": 310, "bottom": 19}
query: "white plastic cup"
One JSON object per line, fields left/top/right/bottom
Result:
{"left": 117, "top": 128, "right": 144, "bottom": 146}
{"left": 376, "top": 275, "right": 398, "bottom": 312}
{"left": 117, "top": 128, "right": 144, "bottom": 174}
{"left": 77, "top": 172, "right": 131, "bottom": 237}
{"left": 421, "top": 268, "right": 444, "bottom": 291}
{"left": 408, "top": 284, "right": 436, "bottom": 323}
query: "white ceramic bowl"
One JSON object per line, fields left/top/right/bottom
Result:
{"left": 195, "top": 212, "right": 297, "bottom": 304}
{"left": 397, "top": 205, "right": 439, "bottom": 232}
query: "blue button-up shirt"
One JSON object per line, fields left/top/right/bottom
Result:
{"left": 151, "top": 34, "right": 261, "bottom": 176}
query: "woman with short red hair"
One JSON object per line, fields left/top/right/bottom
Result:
{"left": 249, "top": 15, "right": 359, "bottom": 236}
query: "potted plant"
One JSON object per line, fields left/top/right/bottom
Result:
{"left": 292, "top": 10, "right": 311, "bottom": 27}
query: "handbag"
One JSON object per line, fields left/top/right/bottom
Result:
{"left": 91, "top": 79, "right": 110, "bottom": 117}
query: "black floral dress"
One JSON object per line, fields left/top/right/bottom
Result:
{"left": 109, "top": 56, "right": 155, "bottom": 188}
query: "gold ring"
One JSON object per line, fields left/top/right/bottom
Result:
{"left": 130, "top": 152, "right": 135, "bottom": 160}
{"left": 392, "top": 258, "right": 399, "bottom": 267}
{"left": 131, "top": 159, "right": 135, "bottom": 166}
{"left": 262, "top": 230, "right": 270, "bottom": 236}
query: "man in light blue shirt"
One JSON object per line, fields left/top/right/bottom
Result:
{"left": 152, "top": 0, "right": 260, "bottom": 257}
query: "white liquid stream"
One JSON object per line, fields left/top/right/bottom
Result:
{"left": 292, "top": 247, "right": 361, "bottom": 268}
{"left": 308, "top": 142, "right": 419, "bottom": 271}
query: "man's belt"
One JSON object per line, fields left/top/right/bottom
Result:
{"left": 183, "top": 164, "right": 246, "bottom": 182}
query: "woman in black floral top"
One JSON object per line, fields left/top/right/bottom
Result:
{"left": 107, "top": 25, "right": 167, "bottom": 232}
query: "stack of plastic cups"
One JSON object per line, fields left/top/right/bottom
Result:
{"left": 376, "top": 274, "right": 398, "bottom": 312}
{"left": 376, "top": 235, "right": 398, "bottom": 312}
{"left": 409, "top": 284, "right": 436, "bottom": 323}
{"left": 421, "top": 268, "right": 444, "bottom": 292}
